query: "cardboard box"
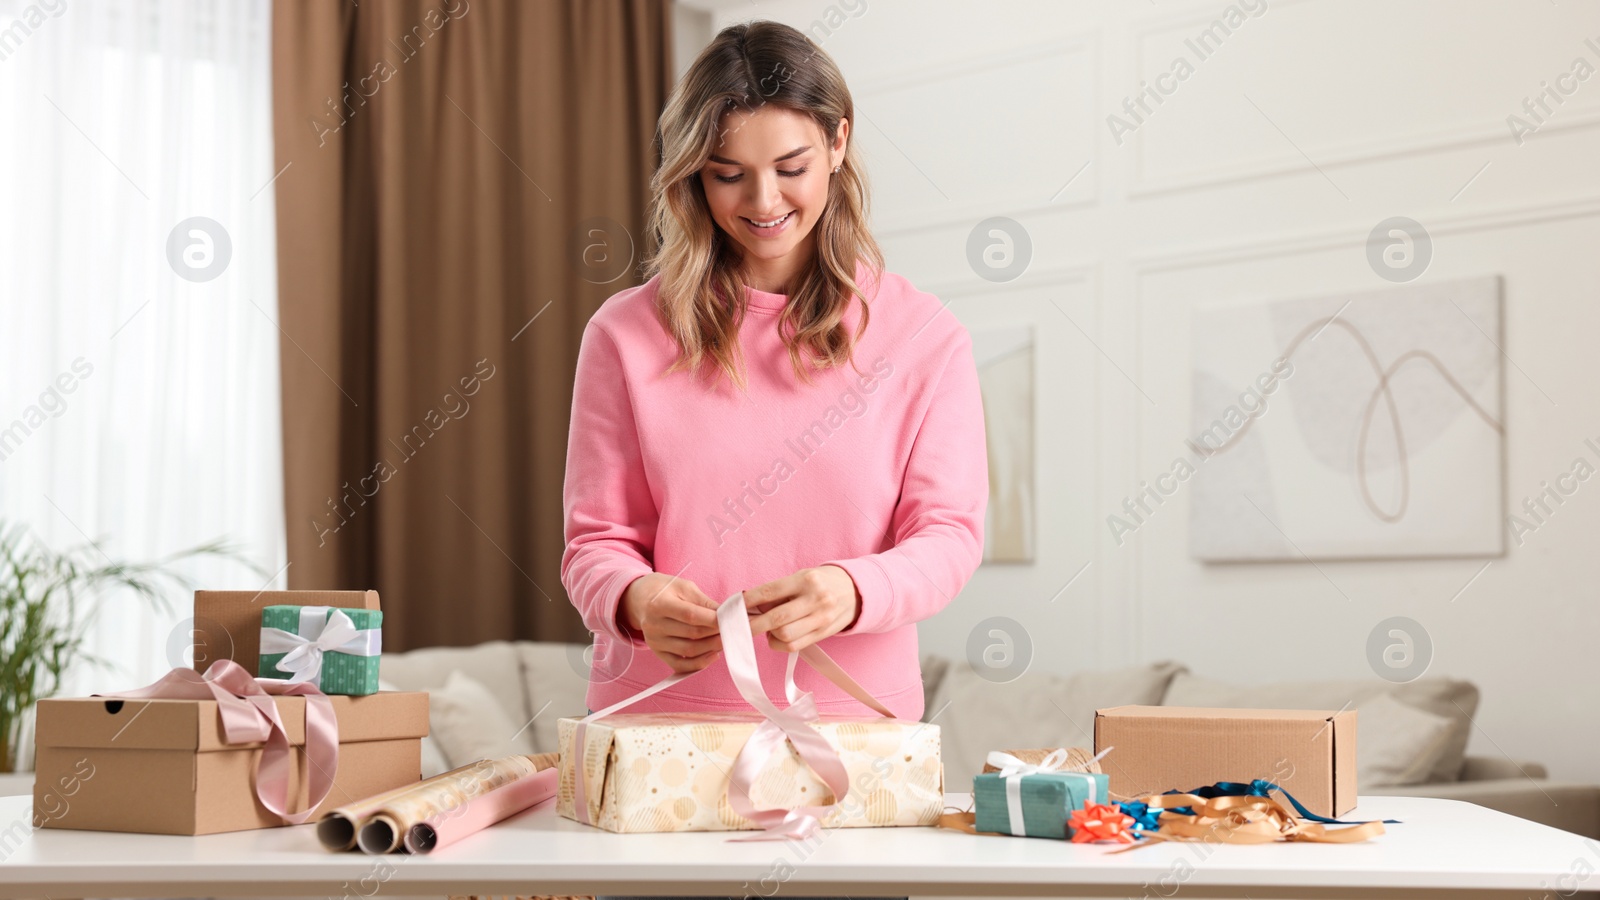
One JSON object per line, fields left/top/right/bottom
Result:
{"left": 558, "top": 711, "right": 944, "bottom": 833}
{"left": 193, "top": 589, "right": 380, "bottom": 676}
{"left": 1093, "top": 705, "right": 1356, "bottom": 819}
{"left": 33, "top": 690, "right": 428, "bottom": 835}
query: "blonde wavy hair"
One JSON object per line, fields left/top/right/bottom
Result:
{"left": 642, "top": 20, "right": 885, "bottom": 392}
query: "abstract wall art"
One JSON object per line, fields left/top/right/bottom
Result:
{"left": 1187, "top": 275, "right": 1505, "bottom": 561}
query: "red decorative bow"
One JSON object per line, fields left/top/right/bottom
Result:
{"left": 1069, "top": 802, "right": 1138, "bottom": 843}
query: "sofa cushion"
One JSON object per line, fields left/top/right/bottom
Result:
{"left": 920, "top": 654, "right": 951, "bottom": 719}
{"left": 428, "top": 670, "right": 537, "bottom": 768}
{"left": 378, "top": 678, "right": 450, "bottom": 779}
{"left": 1354, "top": 692, "right": 1456, "bottom": 787}
{"left": 378, "top": 639, "right": 530, "bottom": 725}
{"left": 1364, "top": 780, "right": 1600, "bottom": 841}
{"left": 1459, "top": 755, "right": 1548, "bottom": 781}
{"left": 514, "top": 641, "right": 597, "bottom": 753}
{"left": 1160, "top": 671, "right": 1480, "bottom": 783}
{"left": 929, "top": 659, "right": 1188, "bottom": 788}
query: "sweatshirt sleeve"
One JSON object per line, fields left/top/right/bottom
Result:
{"left": 823, "top": 326, "right": 989, "bottom": 635}
{"left": 560, "top": 320, "right": 656, "bottom": 645}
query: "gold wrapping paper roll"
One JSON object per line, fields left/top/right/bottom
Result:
{"left": 318, "top": 760, "right": 486, "bottom": 851}
{"left": 355, "top": 755, "right": 545, "bottom": 853}
{"left": 343, "top": 755, "right": 547, "bottom": 853}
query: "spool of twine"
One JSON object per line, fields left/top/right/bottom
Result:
{"left": 979, "top": 746, "right": 1103, "bottom": 775}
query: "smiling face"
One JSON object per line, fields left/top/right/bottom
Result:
{"left": 699, "top": 104, "right": 848, "bottom": 293}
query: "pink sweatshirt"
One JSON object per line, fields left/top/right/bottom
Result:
{"left": 560, "top": 259, "right": 988, "bottom": 720}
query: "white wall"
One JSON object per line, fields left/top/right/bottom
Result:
{"left": 680, "top": 0, "right": 1600, "bottom": 785}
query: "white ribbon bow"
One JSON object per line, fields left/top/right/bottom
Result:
{"left": 984, "top": 747, "right": 1110, "bottom": 837}
{"left": 259, "top": 606, "right": 381, "bottom": 686}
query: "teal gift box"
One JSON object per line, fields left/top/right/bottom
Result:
{"left": 973, "top": 765, "right": 1110, "bottom": 839}
{"left": 258, "top": 605, "right": 383, "bottom": 695}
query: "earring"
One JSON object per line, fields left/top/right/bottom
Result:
{"left": 833, "top": 165, "right": 842, "bottom": 173}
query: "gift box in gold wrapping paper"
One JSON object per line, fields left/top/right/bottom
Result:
{"left": 556, "top": 710, "right": 944, "bottom": 833}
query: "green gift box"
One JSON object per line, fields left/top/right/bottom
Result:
{"left": 258, "top": 605, "right": 383, "bottom": 695}
{"left": 974, "top": 766, "right": 1110, "bottom": 839}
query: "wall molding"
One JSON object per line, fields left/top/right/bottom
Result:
{"left": 919, "top": 263, "right": 1139, "bottom": 666}
{"left": 1133, "top": 109, "right": 1600, "bottom": 199}
{"left": 918, "top": 261, "right": 1098, "bottom": 301}
{"left": 1123, "top": 0, "right": 1600, "bottom": 197}
{"left": 863, "top": 33, "right": 1103, "bottom": 237}
{"left": 1129, "top": 191, "right": 1600, "bottom": 274}
{"left": 1125, "top": 191, "right": 1600, "bottom": 661}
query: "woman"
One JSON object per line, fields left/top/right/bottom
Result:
{"left": 561, "top": 20, "right": 988, "bottom": 899}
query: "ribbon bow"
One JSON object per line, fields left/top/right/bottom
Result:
{"left": 570, "top": 591, "right": 896, "bottom": 843}
{"left": 984, "top": 747, "right": 1106, "bottom": 837}
{"left": 1069, "top": 802, "right": 1137, "bottom": 843}
{"left": 1115, "top": 799, "right": 1162, "bottom": 835}
{"left": 985, "top": 748, "right": 1074, "bottom": 779}
{"left": 92, "top": 658, "right": 339, "bottom": 825}
{"left": 259, "top": 606, "right": 381, "bottom": 686}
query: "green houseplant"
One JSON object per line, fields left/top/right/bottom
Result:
{"left": 0, "top": 522, "right": 245, "bottom": 773}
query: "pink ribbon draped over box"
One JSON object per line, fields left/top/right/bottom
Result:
{"left": 93, "top": 658, "right": 339, "bottom": 825}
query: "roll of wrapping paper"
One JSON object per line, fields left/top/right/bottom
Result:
{"left": 352, "top": 754, "right": 548, "bottom": 854}
{"left": 317, "top": 760, "right": 487, "bottom": 851}
{"left": 404, "top": 763, "right": 559, "bottom": 853}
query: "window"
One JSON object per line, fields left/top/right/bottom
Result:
{"left": 0, "top": 0, "right": 286, "bottom": 723}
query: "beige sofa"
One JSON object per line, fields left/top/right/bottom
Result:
{"left": 379, "top": 641, "right": 1600, "bottom": 841}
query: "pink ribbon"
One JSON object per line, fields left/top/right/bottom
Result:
{"left": 93, "top": 658, "right": 339, "bottom": 825}
{"left": 571, "top": 591, "right": 895, "bottom": 841}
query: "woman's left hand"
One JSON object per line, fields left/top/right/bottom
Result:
{"left": 744, "top": 565, "right": 861, "bottom": 653}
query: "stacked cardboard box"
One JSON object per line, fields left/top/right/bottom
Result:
{"left": 33, "top": 590, "right": 430, "bottom": 835}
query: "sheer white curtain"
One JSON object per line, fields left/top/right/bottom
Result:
{"left": 0, "top": 0, "right": 286, "bottom": 758}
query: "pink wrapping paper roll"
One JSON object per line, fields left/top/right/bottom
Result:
{"left": 404, "top": 765, "right": 558, "bottom": 853}
{"left": 94, "top": 659, "right": 338, "bottom": 826}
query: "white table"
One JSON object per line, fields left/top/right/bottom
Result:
{"left": 1, "top": 792, "right": 1596, "bottom": 899}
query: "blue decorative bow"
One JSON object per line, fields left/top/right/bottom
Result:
{"left": 1115, "top": 800, "right": 1162, "bottom": 835}
{"left": 1160, "top": 779, "right": 1401, "bottom": 825}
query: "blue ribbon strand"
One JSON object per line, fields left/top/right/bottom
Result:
{"left": 1115, "top": 800, "right": 1162, "bottom": 835}
{"left": 1160, "top": 779, "right": 1401, "bottom": 825}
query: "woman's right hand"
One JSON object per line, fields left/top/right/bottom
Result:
{"left": 619, "top": 572, "right": 724, "bottom": 674}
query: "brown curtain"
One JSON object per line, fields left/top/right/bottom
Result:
{"left": 270, "top": 0, "right": 673, "bottom": 651}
